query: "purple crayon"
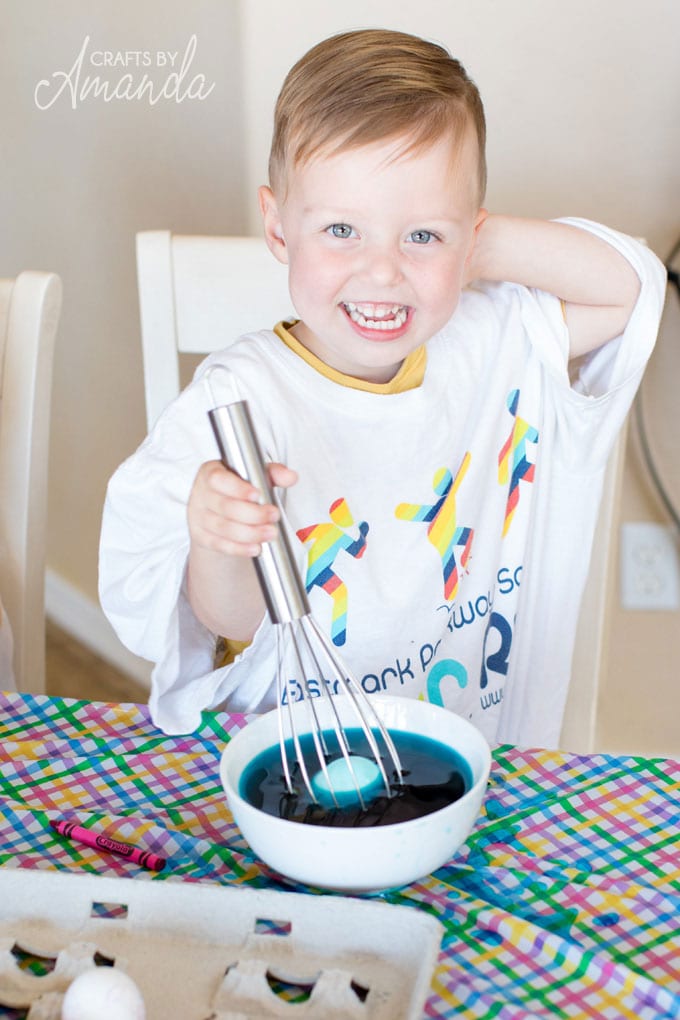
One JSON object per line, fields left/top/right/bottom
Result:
{"left": 50, "top": 819, "right": 166, "bottom": 872}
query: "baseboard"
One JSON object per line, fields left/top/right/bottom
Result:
{"left": 45, "top": 569, "right": 152, "bottom": 689}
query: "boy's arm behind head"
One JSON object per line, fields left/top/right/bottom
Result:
{"left": 466, "top": 214, "right": 644, "bottom": 357}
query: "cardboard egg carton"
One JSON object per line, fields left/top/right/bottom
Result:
{"left": 0, "top": 869, "right": 442, "bottom": 1019}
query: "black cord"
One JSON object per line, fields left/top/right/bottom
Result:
{"left": 633, "top": 237, "right": 680, "bottom": 534}
{"left": 665, "top": 234, "right": 680, "bottom": 298}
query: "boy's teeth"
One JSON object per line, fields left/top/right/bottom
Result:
{"left": 344, "top": 302, "right": 408, "bottom": 330}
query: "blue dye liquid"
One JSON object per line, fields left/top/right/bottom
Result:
{"left": 240, "top": 728, "right": 472, "bottom": 827}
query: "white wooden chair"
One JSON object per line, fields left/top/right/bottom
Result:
{"left": 558, "top": 427, "right": 627, "bottom": 751}
{"left": 136, "top": 232, "right": 293, "bottom": 431}
{"left": 0, "top": 271, "right": 62, "bottom": 694}
{"left": 135, "top": 230, "right": 623, "bottom": 751}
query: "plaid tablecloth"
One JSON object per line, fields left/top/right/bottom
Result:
{"left": 0, "top": 691, "right": 678, "bottom": 1019}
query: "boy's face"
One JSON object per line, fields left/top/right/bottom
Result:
{"left": 260, "top": 128, "right": 485, "bottom": 383}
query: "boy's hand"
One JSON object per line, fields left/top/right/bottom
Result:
{"left": 188, "top": 460, "right": 298, "bottom": 558}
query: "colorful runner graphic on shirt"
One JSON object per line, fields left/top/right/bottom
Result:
{"left": 296, "top": 498, "right": 369, "bottom": 646}
{"left": 498, "top": 389, "right": 539, "bottom": 536}
{"left": 395, "top": 452, "right": 474, "bottom": 601}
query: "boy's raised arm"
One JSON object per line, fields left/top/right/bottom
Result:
{"left": 467, "top": 215, "right": 642, "bottom": 358}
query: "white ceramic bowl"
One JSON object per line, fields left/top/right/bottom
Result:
{"left": 220, "top": 695, "right": 491, "bottom": 893}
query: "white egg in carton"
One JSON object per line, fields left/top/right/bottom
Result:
{"left": 0, "top": 868, "right": 443, "bottom": 1019}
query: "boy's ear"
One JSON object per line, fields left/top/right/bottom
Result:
{"left": 465, "top": 207, "right": 488, "bottom": 260}
{"left": 474, "top": 207, "right": 488, "bottom": 235}
{"left": 259, "top": 186, "right": 288, "bottom": 264}
{"left": 462, "top": 208, "right": 489, "bottom": 288}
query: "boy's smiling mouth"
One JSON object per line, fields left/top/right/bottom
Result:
{"left": 341, "top": 301, "right": 410, "bottom": 333}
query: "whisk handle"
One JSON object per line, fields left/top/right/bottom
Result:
{"left": 208, "top": 401, "right": 311, "bottom": 624}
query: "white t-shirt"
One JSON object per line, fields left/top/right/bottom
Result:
{"left": 99, "top": 220, "right": 665, "bottom": 745}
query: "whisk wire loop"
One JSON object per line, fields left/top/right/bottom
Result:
{"left": 296, "top": 617, "right": 383, "bottom": 811}
{"left": 275, "top": 625, "right": 295, "bottom": 795}
{"left": 286, "top": 622, "right": 341, "bottom": 808}
{"left": 306, "top": 614, "right": 403, "bottom": 793}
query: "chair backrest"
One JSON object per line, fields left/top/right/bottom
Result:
{"left": 559, "top": 424, "right": 627, "bottom": 751}
{"left": 136, "top": 232, "right": 293, "bottom": 431}
{"left": 0, "top": 271, "right": 61, "bottom": 694}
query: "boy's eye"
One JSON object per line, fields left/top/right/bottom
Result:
{"left": 408, "top": 229, "right": 436, "bottom": 244}
{"left": 327, "top": 223, "right": 354, "bottom": 239}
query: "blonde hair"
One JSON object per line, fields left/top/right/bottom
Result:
{"left": 268, "top": 28, "right": 487, "bottom": 203}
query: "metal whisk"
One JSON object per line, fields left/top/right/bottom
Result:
{"left": 207, "top": 385, "right": 403, "bottom": 811}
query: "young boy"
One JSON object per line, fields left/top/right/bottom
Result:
{"left": 99, "top": 29, "right": 665, "bottom": 746}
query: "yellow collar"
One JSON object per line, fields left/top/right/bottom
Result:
{"left": 273, "top": 321, "right": 426, "bottom": 393}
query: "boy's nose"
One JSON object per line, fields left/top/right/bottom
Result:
{"left": 361, "top": 244, "right": 404, "bottom": 288}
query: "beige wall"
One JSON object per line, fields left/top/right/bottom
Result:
{"left": 1, "top": 0, "right": 247, "bottom": 601}
{"left": 2, "top": 0, "right": 679, "bottom": 752}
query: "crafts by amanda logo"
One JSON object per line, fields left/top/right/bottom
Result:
{"left": 34, "top": 35, "right": 216, "bottom": 110}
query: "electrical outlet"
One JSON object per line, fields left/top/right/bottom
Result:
{"left": 620, "top": 522, "right": 680, "bottom": 610}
